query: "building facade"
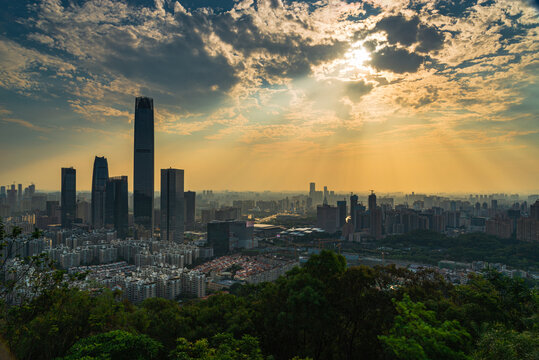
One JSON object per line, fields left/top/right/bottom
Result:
{"left": 106, "top": 176, "right": 128, "bottom": 238}
{"left": 161, "top": 168, "right": 185, "bottom": 243}
{"left": 133, "top": 97, "right": 154, "bottom": 232}
{"left": 61, "top": 167, "right": 76, "bottom": 228}
{"left": 91, "top": 156, "right": 109, "bottom": 228}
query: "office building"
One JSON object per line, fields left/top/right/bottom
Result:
{"left": 105, "top": 176, "right": 129, "bottom": 238}
{"left": 91, "top": 156, "right": 109, "bottom": 228}
{"left": 317, "top": 204, "right": 338, "bottom": 234}
{"left": 309, "top": 182, "right": 315, "bottom": 197}
{"left": 368, "top": 191, "right": 377, "bottom": 211}
{"left": 337, "top": 200, "right": 347, "bottom": 228}
{"left": 61, "top": 167, "right": 76, "bottom": 228}
{"left": 134, "top": 96, "right": 154, "bottom": 231}
{"left": 350, "top": 194, "right": 358, "bottom": 231}
{"left": 185, "top": 191, "right": 196, "bottom": 230}
{"left": 207, "top": 220, "right": 253, "bottom": 257}
{"left": 161, "top": 169, "right": 184, "bottom": 243}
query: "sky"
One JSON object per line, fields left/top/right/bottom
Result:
{"left": 0, "top": 0, "right": 538, "bottom": 193}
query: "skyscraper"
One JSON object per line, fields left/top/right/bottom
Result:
{"left": 368, "top": 190, "right": 377, "bottom": 211}
{"left": 105, "top": 176, "right": 128, "bottom": 238}
{"left": 134, "top": 96, "right": 154, "bottom": 232}
{"left": 309, "top": 182, "right": 315, "bottom": 197}
{"left": 350, "top": 194, "right": 358, "bottom": 231}
{"left": 161, "top": 168, "right": 184, "bottom": 243}
{"left": 91, "top": 156, "right": 109, "bottom": 228}
{"left": 185, "top": 190, "right": 196, "bottom": 231}
{"left": 337, "top": 200, "right": 347, "bottom": 228}
{"left": 61, "top": 167, "right": 76, "bottom": 228}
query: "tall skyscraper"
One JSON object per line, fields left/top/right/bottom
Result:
{"left": 91, "top": 156, "right": 109, "bottom": 228}
{"left": 337, "top": 200, "right": 347, "bottom": 228}
{"left": 161, "top": 168, "right": 184, "bottom": 243}
{"left": 309, "top": 182, "right": 315, "bottom": 197}
{"left": 368, "top": 190, "right": 377, "bottom": 211}
{"left": 368, "top": 191, "right": 381, "bottom": 239}
{"left": 17, "top": 183, "right": 22, "bottom": 207}
{"left": 61, "top": 167, "right": 76, "bottom": 228}
{"left": 105, "top": 176, "right": 128, "bottom": 238}
{"left": 134, "top": 96, "right": 154, "bottom": 232}
{"left": 350, "top": 194, "right": 358, "bottom": 231}
{"left": 185, "top": 190, "right": 196, "bottom": 230}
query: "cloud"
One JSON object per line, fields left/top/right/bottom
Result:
{"left": 374, "top": 14, "right": 445, "bottom": 52}
{"left": 1, "top": 118, "right": 50, "bottom": 132}
{"left": 370, "top": 46, "right": 424, "bottom": 73}
{"left": 346, "top": 80, "right": 374, "bottom": 102}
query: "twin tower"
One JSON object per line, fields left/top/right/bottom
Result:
{"left": 92, "top": 97, "right": 184, "bottom": 242}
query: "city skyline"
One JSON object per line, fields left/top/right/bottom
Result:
{"left": 0, "top": 0, "right": 538, "bottom": 193}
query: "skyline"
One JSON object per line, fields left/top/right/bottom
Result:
{"left": 1, "top": 0, "right": 538, "bottom": 193}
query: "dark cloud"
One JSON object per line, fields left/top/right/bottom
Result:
{"left": 211, "top": 12, "right": 348, "bottom": 79}
{"left": 434, "top": 0, "right": 479, "bottom": 17}
{"left": 370, "top": 46, "right": 424, "bottom": 73}
{"left": 346, "top": 80, "right": 373, "bottom": 102}
{"left": 416, "top": 25, "right": 445, "bottom": 52}
{"left": 375, "top": 15, "right": 420, "bottom": 46}
{"left": 375, "top": 14, "right": 445, "bottom": 53}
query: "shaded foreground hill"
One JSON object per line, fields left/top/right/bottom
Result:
{"left": 0, "top": 251, "right": 537, "bottom": 360}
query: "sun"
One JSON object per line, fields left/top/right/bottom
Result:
{"left": 345, "top": 45, "right": 371, "bottom": 67}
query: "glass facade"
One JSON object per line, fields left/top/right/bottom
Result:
{"left": 91, "top": 156, "right": 109, "bottom": 228}
{"left": 133, "top": 97, "right": 154, "bottom": 231}
{"left": 61, "top": 167, "right": 76, "bottom": 228}
{"left": 160, "top": 168, "right": 184, "bottom": 243}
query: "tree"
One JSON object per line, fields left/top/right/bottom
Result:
{"left": 379, "top": 294, "right": 472, "bottom": 360}
{"left": 169, "top": 333, "right": 265, "bottom": 360}
{"left": 59, "top": 330, "right": 163, "bottom": 360}
{"left": 473, "top": 325, "right": 539, "bottom": 360}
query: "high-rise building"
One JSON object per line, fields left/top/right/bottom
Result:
{"left": 160, "top": 169, "right": 184, "bottom": 243}
{"left": 337, "top": 200, "right": 347, "bottom": 228}
{"left": 134, "top": 96, "right": 154, "bottom": 231}
{"left": 368, "top": 191, "right": 377, "bottom": 211}
{"left": 317, "top": 204, "right": 338, "bottom": 234}
{"left": 350, "top": 194, "right": 358, "bottom": 231}
{"left": 207, "top": 220, "right": 253, "bottom": 257}
{"left": 17, "top": 183, "right": 22, "bottom": 208}
{"left": 91, "top": 156, "right": 109, "bottom": 228}
{"left": 309, "top": 182, "right": 315, "bottom": 197}
{"left": 185, "top": 191, "right": 196, "bottom": 230}
{"left": 7, "top": 185, "right": 16, "bottom": 212}
{"left": 46, "top": 200, "right": 60, "bottom": 221}
{"left": 61, "top": 167, "right": 76, "bottom": 228}
{"left": 368, "top": 191, "right": 381, "bottom": 239}
{"left": 105, "top": 176, "right": 128, "bottom": 238}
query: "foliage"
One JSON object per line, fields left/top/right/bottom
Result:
{"left": 59, "top": 330, "right": 162, "bottom": 360}
{"left": 169, "top": 333, "right": 265, "bottom": 360}
{"left": 472, "top": 325, "right": 539, "bottom": 360}
{"left": 379, "top": 230, "right": 539, "bottom": 271}
{"left": 0, "top": 249, "right": 538, "bottom": 360}
{"left": 379, "top": 294, "right": 472, "bottom": 360}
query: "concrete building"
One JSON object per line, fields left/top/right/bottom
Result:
{"left": 161, "top": 168, "right": 185, "bottom": 243}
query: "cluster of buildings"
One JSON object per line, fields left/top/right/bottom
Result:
{"left": 71, "top": 261, "right": 206, "bottom": 302}
{"left": 195, "top": 254, "right": 298, "bottom": 285}
{"left": 316, "top": 188, "right": 539, "bottom": 242}
{"left": 2, "top": 96, "right": 538, "bottom": 306}
{"left": 40, "top": 228, "right": 211, "bottom": 270}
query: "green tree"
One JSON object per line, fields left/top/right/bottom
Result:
{"left": 169, "top": 333, "right": 265, "bottom": 360}
{"left": 472, "top": 325, "right": 539, "bottom": 360}
{"left": 59, "top": 330, "right": 162, "bottom": 360}
{"left": 379, "top": 294, "right": 472, "bottom": 360}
